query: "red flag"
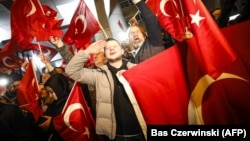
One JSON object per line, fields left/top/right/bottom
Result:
{"left": 120, "top": 45, "right": 189, "bottom": 125}
{"left": 0, "top": 49, "right": 24, "bottom": 69}
{"left": 35, "top": 5, "right": 63, "bottom": 41}
{"left": 182, "top": 0, "right": 237, "bottom": 79}
{"left": 53, "top": 82, "right": 103, "bottom": 141}
{"left": 146, "top": 0, "right": 185, "bottom": 42}
{"left": 63, "top": 0, "right": 101, "bottom": 50}
{"left": 0, "top": 34, "right": 29, "bottom": 60}
{"left": 8, "top": 0, "right": 62, "bottom": 50}
{"left": 17, "top": 60, "right": 43, "bottom": 121}
{"left": 2, "top": 0, "right": 50, "bottom": 57}
{"left": 10, "top": 0, "right": 46, "bottom": 47}
{"left": 187, "top": 20, "right": 250, "bottom": 124}
{"left": 30, "top": 44, "right": 58, "bottom": 61}
{"left": 118, "top": 19, "right": 124, "bottom": 31}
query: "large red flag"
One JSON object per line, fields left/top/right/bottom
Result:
{"left": 35, "top": 5, "right": 64, "bottom": 41}
{"left": 187, "top": 20, "right": 250, "bottom": 124}
{"left": 10, "top": 0, "right": 46, "bottom": 47}
{"left": 17, "top": 60, "right": 43, "bottom": 121}
{"left": 182, "top": 0, "right": 237, "bottom": 79}
{"left": 120, "top": 45, "right": 189, "bottom": 125}
{"left": 5, "top": 0, "right": 62, "bottom": 55}
{"left": 1, "top": 0, "right": 47, "bottom": 58}
{"left": 63, "top": 0, "right": 101, "bottom": 50}
{"left": 53, "top": 82, "right": 103, "bottom": 141}
{"left": 146, "top": 0, "right": 185, "bottom": 42}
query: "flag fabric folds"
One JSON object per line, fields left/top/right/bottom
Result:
{"left": 121, "top": 45, "right": 190, "bottom": 125}
{"left": 10, "top": 0, "right": 45, "bottom": 48}
{"left": 0, "top": 0, "right": 63, "bottom": 58}
{"left": 0, "top": 51, "right": 24, "bottom": 69}
{"left": 187, "top": 20, "right": 250, "bottom": 124}
{"left": 17, "top": 60, "right": 43, "bottom": 121}
{"left": 182, "top": 0, "right": 237, "bottom": 79}
{"left": 53, "top": 82, "right": 103, "bottom": 141}
{"left": 36, "top": 5, "right": 64, "bottom": 41}
{"left": 146, "top": 0, "right": 185, "bottom": 42}
{"left": 63, "top": 0, "right": 101, "bottom": 50}
{"left": 29, "top": 44, "right": 58, "bottom": 61}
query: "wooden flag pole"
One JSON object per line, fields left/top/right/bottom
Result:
{"left": 97, "top": 20, "right": 109, "bottom": 39}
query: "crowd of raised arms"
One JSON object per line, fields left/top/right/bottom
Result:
{"left": 0, "top": 0, "right": 249, "bottom": 141}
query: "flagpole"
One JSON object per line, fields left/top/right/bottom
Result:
{"left": 133, "top": 11, "right": 140, "bottom": 18}
{"left": 37, "top": 0, "right": 45, "bottom": 15}
{"left": 178, "top": 0, "right": 193, "bottom": 39}
{"left": 37, "top": 40, "right": 43, "bottom": 54}
{"left": 178, "top": 0, "right": 188, "bottom": 32}
{"left": 97, "top": 21, "right": 109, "bottom": 39}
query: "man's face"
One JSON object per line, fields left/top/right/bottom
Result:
{"left": 40, "top": 88, "right": 53, "bottom": 105}
{"left": 104, "top": 40, "right": 123, "bottom": 62}
{"left": 128, "top": 26, "right": 145, "bottom": 49}
{"left": 8, "top": 81, "right": 20, "bottom": 93}
{"left": 42, "top": 73, "right": 51, "bottom": 83}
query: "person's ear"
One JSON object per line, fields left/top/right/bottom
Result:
{"left": 121, "top": 49, "right": 124, "bottom": 55}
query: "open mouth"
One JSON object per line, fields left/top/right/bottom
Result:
{"left": 134, "top": 37, "right": 140, "bottom": 41}
{"left": 109, "top": 52, "right": 116, "bottom": 56}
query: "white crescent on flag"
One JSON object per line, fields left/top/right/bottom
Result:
{"left": 42, "top": 48, "right": 51, "bottom": 57}
{"left": 160, "top": 0, "right": 179, "bottom": 18}
{"left": 63, "top": 103, "right": 90, "bottom": 137}
{"left": 75, "top": 14, "right": 87, "bottom": 34}
{"left": 160, "top": 0, "right": 171, "bottom": 17}
{"left": 188, "top": 73, "right": 249, "bottom": 124}
{"left": 26, "top": 0, "right": 37, "bottom": 17}
{"left": 2, "top": 56, "right": 13, "bottom": 68}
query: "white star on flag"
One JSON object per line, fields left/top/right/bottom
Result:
{"left": 190, "top": 10, "right": 205, "bottom": 27}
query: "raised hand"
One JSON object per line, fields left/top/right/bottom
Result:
{"left": 84, "top": 40, "right": 107, "bottom": 55}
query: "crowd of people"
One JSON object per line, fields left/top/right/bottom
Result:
{"left": 0, "top": 0, "right": 249, "bottom": 140}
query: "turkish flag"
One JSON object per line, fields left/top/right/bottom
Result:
{"left": 10, "top": 0, "right": 46, "bottom": 46}
{"left": 182, "top": 0, "right": 237, "bottom": 79}
{"left": 0, "top": 35, "right": 27, "bottom": 60}
{"left": 187, "top": 20, "right": 250, "bottom": 124}
{"left": 0, "top": 49, "right": 24, "bottom": 69}
{"left": 120, "top": 45, "right": 189, "bottom": 125}
{"left": 16, "top": 60, "right": 43, "bottom": 121}
{"left": 146, "top": 0, "right": 185, "bottom": 42}
{"left": 53, "top": 82, "right": 104, "bottom": 141}
{"left": 0, "top": 0, "right": 45, "bottom": 58}
{"left": 63, "top": 0, "right": 101, "bottom": 50}
{"left": 35, "top": 5, "right": 63, "bottom": 41}
{"left": 29, "top": 44, "right": 58, "bottom": 61}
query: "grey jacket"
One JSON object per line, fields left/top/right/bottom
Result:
{"left": 65, "top": 50, "right": 146, "bottom": 140}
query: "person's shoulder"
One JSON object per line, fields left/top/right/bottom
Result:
{"left": 0, "top": 102, "right": 19, "bottom": 110}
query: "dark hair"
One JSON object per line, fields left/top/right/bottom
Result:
{"left": 104, "top": 38, "right": 122, "bottom": 51}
